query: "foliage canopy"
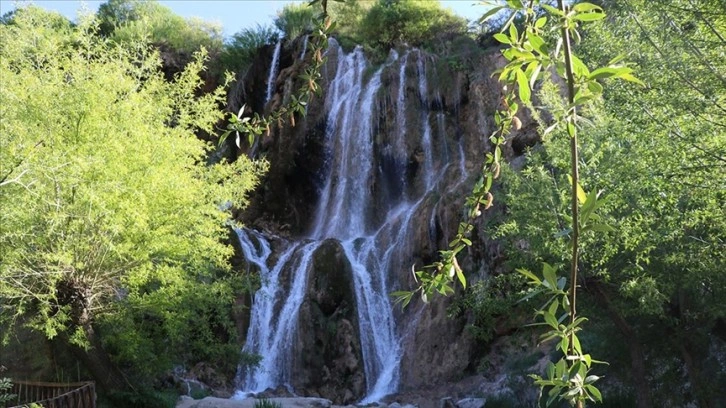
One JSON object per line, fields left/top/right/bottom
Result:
{"left": 0, "top": 5, "right": 263, "bottom": 379}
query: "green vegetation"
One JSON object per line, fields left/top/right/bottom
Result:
{"left": 98, "top": 0, "right": 223, "bottom": 56}
{"left": 0, "top": 376, "right": 15, "bottom": 405}
{"left": 220, "top": 24, "right": 279, "bottom": 77}
{"left": 0, "top": 3, "right": 262, "bottom": 392}
{"left": 395, "top": 0, "right": 721, "bottom": 406}
{"left": 495, "top": 1, "right": 725, "bottom": 406}
{"left": 275, "top": 3, "right": 316, "bottom": 42}
{"left": 254, "top": 399, "right": 283, "bottom": 408}
{"left": 360, "top": 0, "right": 467, "bottom": 50}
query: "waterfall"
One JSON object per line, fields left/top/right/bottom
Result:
{"left": 233, "top": 229, "right": 319, "bottom": 395}
{"left": 395, "top": 51, "right": 409, "bottom": 157}
{"left": 416, "top": 50, "right": 435, "bottom": 190}
{"left": 299, "top": 35, "right": 308, "bottom": 60}
{"left": 265, "top": 40, "right": 282, "bottom": 104}
{"left": 235, "top": 43, "right": 448, "bottom": 403}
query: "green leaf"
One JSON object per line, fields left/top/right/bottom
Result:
{"left": 567, "top": 121, "right": 576, "bottom": 138}
{"left": 571, "top": 55, "right": 590, "bottom": 78}
{"left": 535, "top": 16, "right": 547, "bottom": 29}
{"left": 527, "top": 32, "right": 547, "bottom": 55}
{"left": 619, "top": 72, "right": 646, "bottom": 86}
{"left": 493, "top": 33, "right": 511, "bottom": 45}
{"left": 577, "top": 183, "right": 587, "bottom": 205}
{"left": 573, "top": 12, "right": 606, "bottom": 22}
{"left": 542, "top": 263, "right": 557, "bottom": 289}
{"left": 572, "top": 333, "right": 582, "bottom": 354}
{"left": 573, "top": 2, "right": 603, "bottom": 12}
{"left": 559, "top": 336, "right": 569, "bottom": 354}
{"left": 585, "top": 384, "right": 603, "bottom": 402}
{"left": 548, "top": 297, "right": 559, "bottom": 316}
{"left": 587, "top": 79, "right": 603, "bottom": 94}
{"left": 505, "top": 0, "right": 524, "bottom": 9}
{"left": 517, "top": 268, "right": 540, "bottom": 284}
{"left": 542, "top": 4, "right": 563, "bottom": 17}
{"left": 546, "top": 361, "right": 556, "bottom": 379}
{"left": 509, "top": 21, "right": 519, "bottom": 43}
{"left": 568, "top": 361, "right": 583, "bottom": 380}
{"left": 584, "top": 375, "right": 600, "bottom": 384}
{"left": 455, "top": 266, "right": 466, "bottom": 289}
{"left": 479, "top": 6, "right": 505, "bottom": 23}
{"left": 390, "top": 291, "right": 414, "bottom": 308}
{"left": 543, "top": 311, "right": 558, "bottom": 329}
{"left": 516, "top": 69, "right": 531, "bottom": 104}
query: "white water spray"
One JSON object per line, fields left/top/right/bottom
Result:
{"left": 265, "top": 40, "right": 282, "bottom": 104}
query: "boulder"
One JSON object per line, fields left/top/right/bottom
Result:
{"left": 293, "top": 239, "right": 365, "bottom": 404}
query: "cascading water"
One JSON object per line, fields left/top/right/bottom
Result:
{"left": 299, "top": 35, "right": 308, "bottom": 60}
{"left": 233, "top": 229, "right": 322, "bottom": 396}
{"left": 265, "top": 40, "right": 282, "bottom": 104}
{"left": 235, "top": 40, "right": 451, "bottom": 402}
{"left": 416, "top": 50, "right": 435, "bottom": 190}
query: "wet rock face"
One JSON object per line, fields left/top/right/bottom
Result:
{"left": 294, "top": 239, "right": 365, "bottom": 404}
{"left": 231, "top": 40, "right": 339, "bottom": 236}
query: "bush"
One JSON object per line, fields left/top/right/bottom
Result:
{"left": 98, "top": 0, "right": 223, "bottom": 56}
{"left": 220, "top": 24, "right": 279, "bottom": 77}
{"left": 0, "top": 377, "right": 16, "bottom": 405}
{"left": 274, "top": 3, "right": 315, "bottom": 42}
{"left": 359, "top": 0, "right": 467, "bottom": 49}
{"left": 327, "top": 0, "right": 373, "bottom": 46}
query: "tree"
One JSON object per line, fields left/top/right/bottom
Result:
{"left": 0, "top": 6, "right": 263, "bottom": 390}
{"left": 496, "top": 0, "right": 725, "bottom": 406}
{"left": 98, "top": 0, "right": 223, "bottom": 56}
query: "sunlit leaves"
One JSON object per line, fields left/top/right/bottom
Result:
{"left": 0, "top": 6, "right": 262, "bottom": 369}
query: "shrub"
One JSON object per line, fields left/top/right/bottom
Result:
{"left": 98, "top": 0, "right": 223, "bottom": 56}
{"left": 359, "top": 0, "right": 467, "bottom": 49}
{"left": 274, "top": 3, "right": 315, "bottom": 42}
{"left": 220, "top": 24, "right": 279, "bottom": 77}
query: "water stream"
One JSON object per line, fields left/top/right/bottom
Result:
{"left": 265, "top": 40, "right": 282, "bottom": 105}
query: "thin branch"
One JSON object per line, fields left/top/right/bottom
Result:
{"left": 629, "top": 12, "right": 726, "bottom": 114}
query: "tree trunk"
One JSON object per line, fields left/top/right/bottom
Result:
{"left": 678, "top": 340, "right": 712, "bottom": 408}
{"left": 63, "top": 323, "right": 130, "bottom": 393}
{"left": 591, "top": 282, "right": 652, "bottom": 408}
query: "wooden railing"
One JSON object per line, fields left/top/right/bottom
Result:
{"left": 8, "top": 380, "right": 95, "bottom": 408}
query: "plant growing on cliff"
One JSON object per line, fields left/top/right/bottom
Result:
{"left": 275, "top": 3, "right": 317, "bottom": 42}
{"left": 359, "top": 0, "right": 467, "bottom": 50}
{"left": 221, "top": 0, "right": 336, "bottom": 151}
{"left": 98, "top": 0, "right": 223, "bottom": 56}
{"left": 395, "top": 1, "right": 644, "bottom": 406}
{"left": 221, "top": 24, "right": 280, "bottom": 77}
{"left": 0, "top": 5, "right": 263, "bottom": 390}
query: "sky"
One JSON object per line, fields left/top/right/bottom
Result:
{"left": 0, "top": 0, "right": 488, "bottom": 37}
